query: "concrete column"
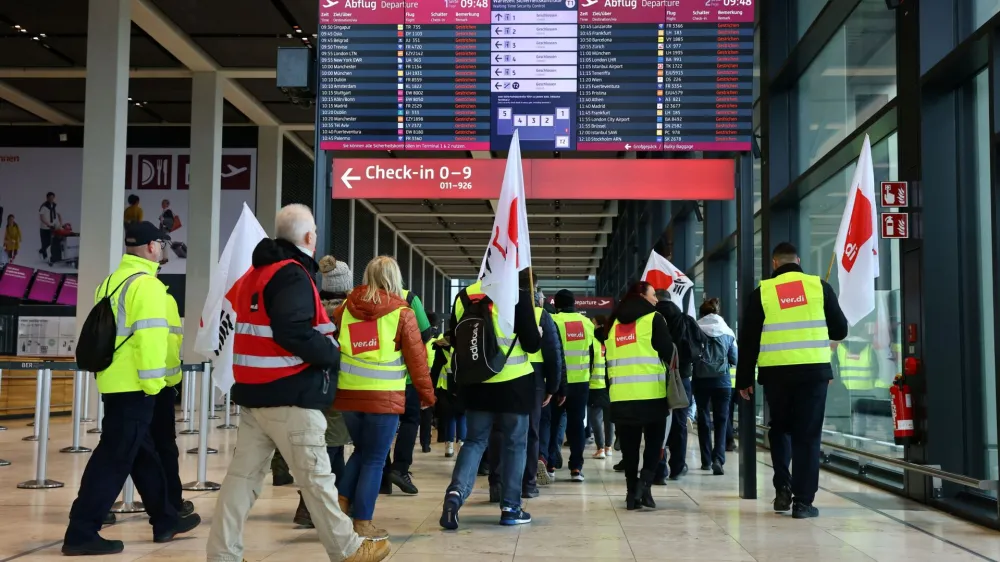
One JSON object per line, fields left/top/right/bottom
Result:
{"left": 182, "top": 72, "right": 224, "bottom": 362}
{"left": 256, "top": 126, "right": 283, "bottom": 237}
{"left": 75, "top": 0, "right": 131, "bottom": 335}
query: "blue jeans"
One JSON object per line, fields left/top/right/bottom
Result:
{"left": 341, "top": 412, "right": 399, "bottom": 520}
{"left": 694, "top": 385, "right": 732, "bottom": 466}
{"left": 443, "top": 414, "right": 467, "bottom": 442}
{"left": 446, "top": 409, "right": 528, "bottom": 510}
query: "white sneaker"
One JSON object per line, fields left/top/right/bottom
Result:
{"left": 570, "top": 470, "right": 585, "bottom": 482}
{"left": 547, "top": 470, "right": 556, "bottom": 482}
{"left": 536, "top": 459, "right": 551, "bottom": 486}
{"left": 445, "top": 442, "right": 455, "bottom": 458}
{"left": 592, "top": 449, "right": 606, "bottom": 460}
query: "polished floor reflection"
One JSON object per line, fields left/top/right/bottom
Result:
{"left": 0, "top": 414, "right": 997, "bottom": 561}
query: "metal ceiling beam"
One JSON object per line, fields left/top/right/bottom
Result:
{"left": 0, "top": 67, "right": 277, "bottom": 79}
{"left": 129, "top": 0, "right": 312, "bottom": 160}
{"left": 396, "top": 229, "right": 611, "bottom": 235}
{"left": 379, "top": 212, "right": 616, "bottom": 218}
{"left": 411, "top": 243, "right": 598, "bottom": 248}
{"left": 357, "top": 200, "right": 448, "bottom": 278}
{"left": 0, "top": 80, "right": 80, "bottom": 124}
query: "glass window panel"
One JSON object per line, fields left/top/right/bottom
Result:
{"left": 794, "top": 0, "right": 897, "bottom": 174}
{"left": 753, "top": 126, "right": 762, "bottom": 213}
{"left": 798, "top": 132, "right": 903, "bottom": 462}
{"left": 796, "top": 0, "right": 829, "bottom": 39}
{"left": 753, "top": 27, "right": 760, "bottom": 101}
{"left": 972, "top": 0, "right": 1000, "bottom": 31}
{"left": 694, "top": 208, "right": 704, "bottom": 264}
{"left": 971, "top": 70, "right": 998, "bottom": 490}
{"left": 693, "top": 261, "right": 704, "bottom": 313}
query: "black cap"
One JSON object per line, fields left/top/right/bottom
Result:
{"left": 125, "top": 221, "right": 170, "bottom": 247}
{"left": 554, "top": 289, "right": 575, "bottom": 310}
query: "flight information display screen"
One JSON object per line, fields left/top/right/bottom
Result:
{"left": 317, "top": 0, "right": 754, "bottom": 152}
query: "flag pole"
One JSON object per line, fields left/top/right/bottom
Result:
{"left": 825, "top": 251, "right": 835, "bottom": 282}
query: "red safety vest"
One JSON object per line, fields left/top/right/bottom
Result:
{"left": 232, "top": 259, "right": 336, "bottom": 384}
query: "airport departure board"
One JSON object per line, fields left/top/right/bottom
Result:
{"left": 317, "top": 0, "right": 754, "bottom": 152}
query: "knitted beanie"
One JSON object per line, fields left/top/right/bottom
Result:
{"left": 318, "top": 255, "right": 353, "bottom": 293}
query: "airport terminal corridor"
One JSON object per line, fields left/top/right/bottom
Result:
{"left": 0, "top": 416, "right": 996, "bottom": 562}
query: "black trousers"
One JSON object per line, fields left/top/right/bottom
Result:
{"left": 489, "top": 387, "right": 544, "bottom": 489}
{"left": 39, "top": 228, "right": 52, "bottom": 258}
{"left": 563, "top": 384, "right": 589, "bottom": 472}
{"left": 694, "top": 385, "right": 732, "bottom": 467}
{"left": 150, "top": 386, "right": 183, "bottom": 512}
{"left": 765, "top": 380, "right": 829, "bottom": 505}
{"left": 617, "top": 419, "right": 667, "bottom": 483}
{"left": 419, "top": 408, "right": 433, "bottom": 449}
{"left": 385, "top": 384, "right": 420, "bottom": 476}
{"left": 660, "top": 374, "right": 693, "bottom": 478}
{"left": 65, "top": 392, "right": 178, "bottom": 545}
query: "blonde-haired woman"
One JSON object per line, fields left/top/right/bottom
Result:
{"left": 332, "top": 256, "right": 435, "bottom": 539}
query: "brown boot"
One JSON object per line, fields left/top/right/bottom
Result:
{"left": 353, "top": 519, "right": 389, "bottom": 540}
{"left": 338, "top": 495, "right": 351, "bottom": 515}
{"left": 293, "top": 491, "right": 313, "bottom": 528}
{"left": 343, "top": 539, "right": 391, "bottom": 562}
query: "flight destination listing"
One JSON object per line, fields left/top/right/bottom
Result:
{"left": 317, "top": 0, "right": 754, "bottom": 152}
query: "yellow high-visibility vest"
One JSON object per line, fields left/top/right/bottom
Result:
{"left": 527, "top": 308, "right": 544, "bottom": 364}
{"left": 165, "top": 293, "right": 183, "bottom": 387}
{"left": 605, "top": 313, "right": 666, "bottom": 402}
{"left": 590, "top": 342, "right": 607, "bottom": 390}
{"left": 758, "top": 272, "right": 831, "bottom": 367}
{"left": 837, "top": 344, "right": 876, "bottom": 391}
{"left": 552, "top": 311, "right": 595, "bottom": 384}
{"left": 337, "top": 307, "right": 407, "bottom": 392}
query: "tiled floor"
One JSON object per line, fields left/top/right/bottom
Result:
{"left": 0, "top": 414, "right": 997, "bottom": 561}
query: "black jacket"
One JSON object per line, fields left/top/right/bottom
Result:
{"left": 231, "top": 238, "right": 339, "bottom": 411}
{"left": 600, "top": 296, "right": 674, "bottom": 425}
{"left": 735, "top": 263, "right": 850, "bottom": 389}
{"left": 657, "top": 300, "right": 705, "bottom": 372}
{"left": 450, "top": 288, "right": 542, "bottom": 414}
{"left": 537, "top": 309, "right": 565, "bottom": 396}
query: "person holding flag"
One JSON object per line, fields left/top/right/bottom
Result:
{"left": 439, "top": 131, "right": 542, "bottom": 530}
{"left": 735, "top": 242, "right": 848, "bottom": 520}
{"left": 206, "top": 204, "right": 389, "bottom": 562}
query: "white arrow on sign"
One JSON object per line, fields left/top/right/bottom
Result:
{"left": 341, "top": 167, "right": 360, "bottom": 189}
{"left": 625, "top": 143, "right": 631, "bottom": 150}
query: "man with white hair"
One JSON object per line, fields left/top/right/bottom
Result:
{"left": 207, "top": 204, "right": 390, "bottom": 562}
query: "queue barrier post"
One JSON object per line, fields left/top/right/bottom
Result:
{"left": 60, "top": 371, "right": 92, "bottom": 453}
{"left": 217, "top": 390, "right": 237, "bottom": 430}
{"left": 17, "top": 369, "right": 64, "bottom": 489}
{"left": 22, "top": 369, "right": 44, "bottom": 442}
{"left": 183, "top": 363, "right": 220, "bottom": 491}
{"left": 110, "top": 476, "right": 145, "bottom": 513}
{"left": 87, "top": 393, "right": 104, "bottom": 434}
{"left": 80, "top": 373, "right": 94, "bottom": 423}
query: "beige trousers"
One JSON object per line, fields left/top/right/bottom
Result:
{"left": 206, "top": 406, "right": 363, "bottom": 562}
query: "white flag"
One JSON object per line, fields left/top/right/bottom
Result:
{"left": 641, "top": 250, "right": 695, "bottom": 318}
{"left": 478, "top": 130, "right": 531, "bottom": 335}
{"left": 193, "top": 203, "right": 267, "bottom": 392}
{"left": 834, "top": 134, "right": 879, "bottom": 326}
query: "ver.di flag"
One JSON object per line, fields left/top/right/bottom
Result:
{"left": 193, "top": 202, "right": 268, "bottom": 392}
{"left": 834, "top": 134, "right": 879, "bottom": 326}
{"left": 478, "top": 129, "right": 531, "bottom": 335}
{"left": 642, "top": 249, "right": 696, "bottom": 318}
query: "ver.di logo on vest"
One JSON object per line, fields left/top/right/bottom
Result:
{"left": 615, "top": 323, "right": 637, "bottom": 346}
{"left": 565, "top": 321, "right": 585, "bottom": 342}
{"left": 775, "top": 280, "right": 808, "bottom": 310}
{"left": 350, "top": 320, "right": 380, "bottom": 354}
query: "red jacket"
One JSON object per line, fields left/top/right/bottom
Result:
{"left": 333, "top": 287, "right": 435, "bottom": 415}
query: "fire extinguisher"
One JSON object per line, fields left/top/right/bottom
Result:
{"left": 889, "top": 374, "right": 914, "bottom": 445}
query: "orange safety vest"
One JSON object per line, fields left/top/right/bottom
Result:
{"left": 232, "top": 259, "right": 335, "bottom": 384}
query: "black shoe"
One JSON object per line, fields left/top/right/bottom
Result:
{"left": 652, "top": 476, "right": 667, "bottom": 486}
{"left": 379, "top": 479, "right": 393, "bottom": 495}
{"left": 440, "top": 494, "right": 461, "bottom": 530}
{"left": 640, "top": 483, "right": 656, "bottom": 509}
{"left": 554, "top": 451, "right": 564, "bottom": 470}
{"left": 701, "top": 463, "right": 711, "bottom": 471}
{"left": 625, "top": 481, "right": 641, "bottom": 511}
{"left": 489, "top": 482, "right": 502, "bottom": 503}
{"left": 725, "top": 441, "right": 736, "bottom": 452}
{"left": 153, "top": 513, "right": 201, "bottom": 543}
{"left": 478, "top": 462, "right": 490, "bottom": 476}
{"left": 62, "top": 537, "right": 124, "bottom": 556}
{"left": 613, "top": 460, "right": 625, "bottom": 472}
{"left": 522, "top": 486, "right": 540, "bottom": 499}
{"left": 712, "top": 461, "right": 724, "bottom": 476}
{"left": 179, "top": 500, "right": 195, "bottom": 518}
{"left": 668, "top": 465, "right": 688, "bottom": 481}
{"left": 102, "top": 512, "right": 116, "bottom": 526}
{"left": 272, "top": 471, "right": 294, "bottom": 487}
{"left": 792, "top": 502, "right": 819, "bottom": 519}
{"left": 390, "top": 470, "right": 419, "bottom": 495}
{"left": 499, "top": 507, "right": 532, "bottom": 526}
{"left": 421, "top": 444, "right": 432, "bottom": 453}
{"left": 773, "top": 486, "right": 792, "bottom": 512}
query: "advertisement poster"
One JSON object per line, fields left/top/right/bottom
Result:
{"left": 0, "top": 147, "right": 257, "bottom": 276}
{"left": 16, "top": 316, "right": 77, "bottom": 357}
{"left": 56, "top": 275, "right": 77, "bottom": 306}
{"left": 27, "top": 270, "right": 61, "bottom": 302}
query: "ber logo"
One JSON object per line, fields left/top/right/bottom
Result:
{"left": 565, "top": 321, "right": 585, "bottom": 342}
{"left": 615, "top": 323, "right": 637, "bottom": 346}
{"left": 350, "top": 320, "right": 380, "bottom": 354}
{"left": 775, "top": 281, "right": 808, "bottom": 310}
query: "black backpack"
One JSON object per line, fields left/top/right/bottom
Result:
{"left": 695, "top": 334, "right": 729, "bottom": 379}
{"left": 451, "top": 291, "right": 517, "bottom": 385}
{"left": 76, "top": 273, "right": 144, "bottom": 373}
